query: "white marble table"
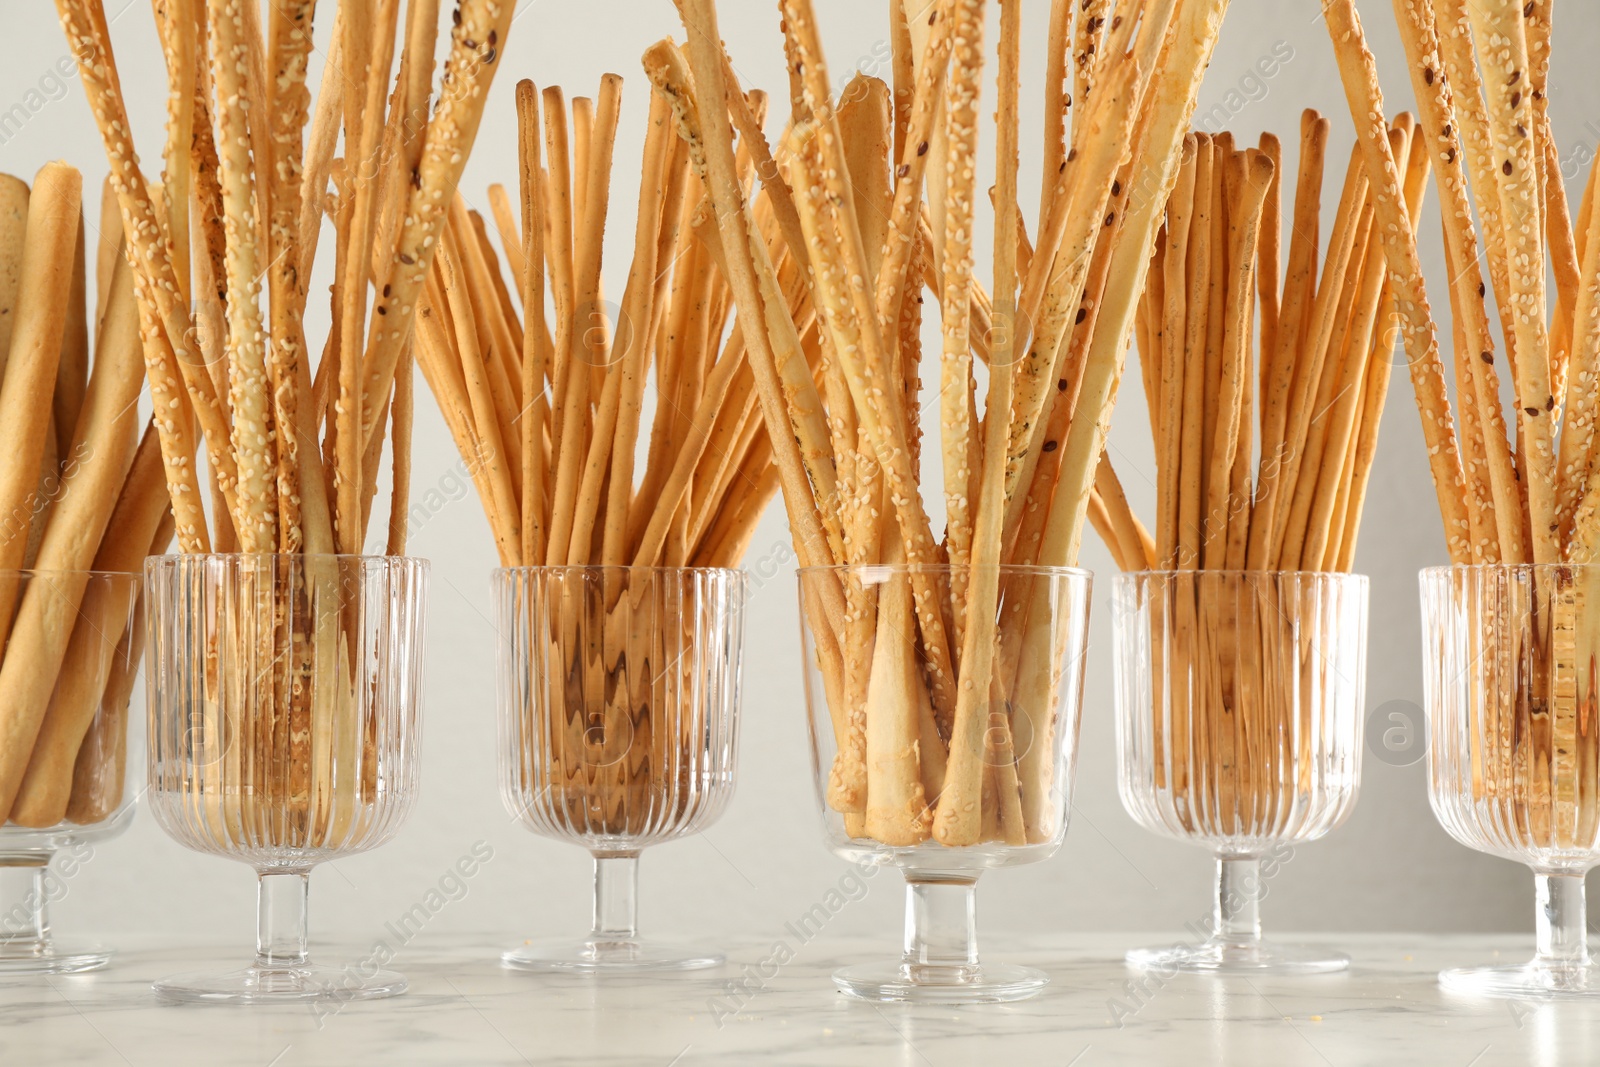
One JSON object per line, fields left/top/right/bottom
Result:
{"left": 2, "top": 933, "right": 1597, "bottom": 1065}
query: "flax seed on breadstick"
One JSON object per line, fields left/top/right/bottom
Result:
{"left": 1040, "top": 0, "right": 1231, "bottom": 569}
{"left": 1325, "top": 0, "right": 1471, "bottom": 563}
{"left": 1389, "top": 0, "right": 1522, "bottom": 563}
{"left": 1460, "top": 0, "right": 1558, "bottom": 565}
{"left": 358, "top": 0, "right": 515, "bottom": 450}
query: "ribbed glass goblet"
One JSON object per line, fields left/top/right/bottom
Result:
{"left": 1113, "top": 570, "right": 1367, "bottom": 974}
{"left": 0, "top": 569, "right": 141, "bottom": 974}
{"left": 497, "top": 566, "right": 747, "bottom": 972}
{"left": 1422, "top": 563, "right": 1600, "bottom": 998}
{"left": 145, "top": 554, "right": 428, "bottom": 1003}
{"left": 797, "top": 564, "right": 1092, "bottom": 1003}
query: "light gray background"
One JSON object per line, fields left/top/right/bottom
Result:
{"left": 3, "top": 0, "right": 1589, "bottom": 955}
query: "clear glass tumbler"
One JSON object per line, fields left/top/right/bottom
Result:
{"left": 796, "top": 564, "right": 1092, "bottom": 1003}
{"left": 145, "top": 554, "right": 428, "bottom": 1003}
{"left": 496, "top": 566, "right": 747, "bottom": 972}
{"left": 0, "top": 569, "right": 142, "bottom": 973}
{"left": 1113, "top": 570, "right": 1367, "bottom": 974}
{"left": 1421, "top": 563, "right": 1600, "bottom": 998}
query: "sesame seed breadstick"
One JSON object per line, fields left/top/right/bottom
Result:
{"left": 210, "top": 0, "right": 278, "bottom": 553}
{"left": 357, "top": 0, "right": 514, "bottom": 451}
{"left": 1434, "top": 0, "right": 1516, "bottom": 358}
{"left": 55, "top": 0, "right": 226, "bottom": 551}
{"left": 1040, "top": 0, "right": 1072, "bottom": 226}
{"left": 1461, "top": 0, "right": 1558, "bottom": 564}
{"left": 937, "top": 0, "right": 984, "bottom": 592}
{"left": 264, "top": 0, "right": 318, "bottom": 554}
{"left": 4, "top": 257, "right": 145, "bottom": 827}
{"left": 1389, "top": 0, "right": 1521, "bottom": 561}
{"left": 1038, "top": 0, "right": 1231, "bottom": 570}
{"left": 153, "top": 0, "right": 196, "bottom": 306}
{"left": 1325, "top": 0, "right": 1472, "bottom": 563}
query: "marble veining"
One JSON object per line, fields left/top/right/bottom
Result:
{"left": 1, "top": 934, "right": 1597, "bottom": 1065}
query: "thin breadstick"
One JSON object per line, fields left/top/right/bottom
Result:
{"left": 1156, "top": 137, "right": 1196, "bottom": 567}
{"left": 487, "top": 184, "right": 528, "bottom": 303}
{"left": 56, "top": 0, "right": 225, "bottom": 550}
{"left": 385, "top": 344, "right": 413, "bottom": 556}
{"left": 517, "top": 81, "right": 547, "bottom": 568}
{"left": 1248, "top": 112, "right": 1328, "bottom": 569}
{"left": 0, "top": 174, "right": 25, "bottom": 382}
{"left": 1388, "top": 0, "right": 1521, "bottom": 563}
{"left": 358, "top": 0, "right": 516, "bottom": 451}
{"left": 1203, "top": 150, "right": 1272, "bottom": 568}
{"left": 1038, "top": 0, "right": 1231, "bottom": 570}
{"left": 212, "top": 0, "right": 279, "bottom": 553}
{"left": 937, "top": 0, "right": 984, "bottom": 613}
{"left": 1327, "top": 0, "right": 1471, "bottom": 562}
{"left": 1256, "top": 131, "right": 1282, "bottom": 377}
{"left": 1460, "top": 0, "right": 1556, "bottom": 564}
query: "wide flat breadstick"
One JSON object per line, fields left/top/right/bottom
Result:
{"left": 0, "top": 163, "right": 79, "bottom": 660}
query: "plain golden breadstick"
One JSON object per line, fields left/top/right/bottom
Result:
{"left": 0, "top": 174, "right": 27, "bottom": 384}
{"left": 0, "top": 163, "right": 80, "bottom": 660}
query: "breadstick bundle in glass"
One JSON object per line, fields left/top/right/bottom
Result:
{"left": 1108, "top": 113, "right": 1414, "bottom": 974}
{"left": 1325, "top": 0, "right": 1600, "bottom": 998}
{"left": 54, "top": 0, "right": 513, "bottom": 1003}
{"left": 659, "top": 0, "right": 1226, "bottom": 848}
{"left": 0, "top": 164, "right": 169, "bottom": 973}
{"left": 649, "top": 0, "right": 1232, "bottom": 1003}
{"left": 413, "top": 71, "right": 771, "bottom": 970}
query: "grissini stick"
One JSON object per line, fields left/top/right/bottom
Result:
{"left": 64, "top": 504, "right": 172, "bottom": 828}
{"left": 0, "top": 163, "right": 79, "bottom": 659}
{"left": 0, "top": 175, "right": 29, "bottom": 380}
{"left": 10, "top": 419, "right": 163, "bottom": 828}
{"left": 53, "top": 215, "right": 89, "bottom": 461}
{"left": 1324, "top": 0, "right": 1471, "bottom": 563}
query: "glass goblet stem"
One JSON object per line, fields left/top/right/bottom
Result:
{"left": 593, "top": 853, "right": 640, "bottom": 941}
{"left": 904, "top": 875, "right": 980, "bottom": 976}
{"left": 1215, "top": 856, "right": 1263, "bottom": 946}
{"left": 257, "top": 871, "right": 310, "bottom": 969}
{"left": 0, "top": 857, "right": 49, "bottom": 949}
{"left": 1535, "top": 872, "right": 1589, "bottom": 971}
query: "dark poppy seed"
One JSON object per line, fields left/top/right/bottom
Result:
{"left": 1042, "top": 440, "right": 1058, "bottom": 453}
{"left": 1075, "top": 308, "right": 1087, "bottom": 324}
